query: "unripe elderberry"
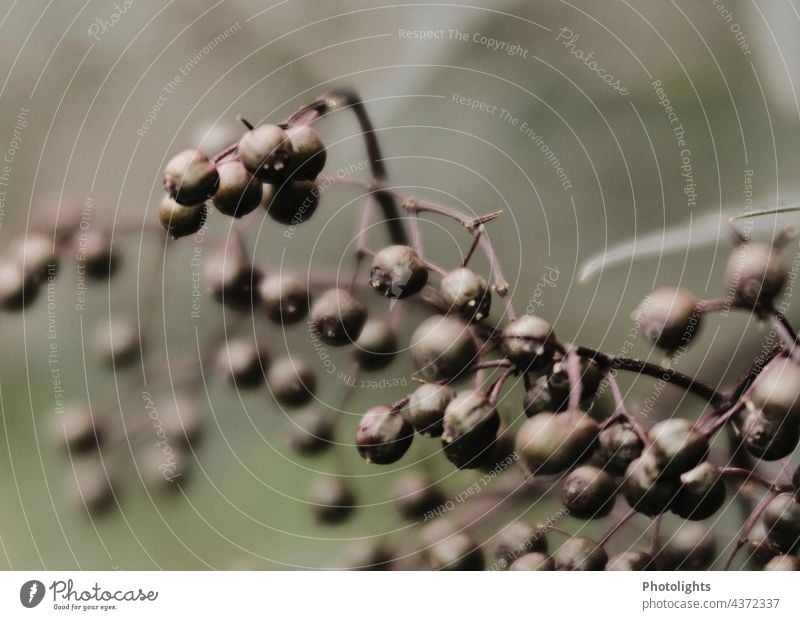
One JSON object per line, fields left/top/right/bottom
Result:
{"left": 355, "top": 405, "right": 413, "bottom": 465}
{"left": 267, "top": 357, "right": 316, "bottom": 407}
{"left": 369, "top": 245, "right": 428, "bottom": 299}
{"left": 649, "top": 418, "right": 708, "bottom": 476}
{"left": 441, "top": 390, "right": 500, "bottom": 469}
{"left": 310, "top": 288, "right": 367, "bottom": 346}
{"left": 509, "top": 553, "right": 554, "bottom": 571}
{"left": 737, "top": 407, "right": 799, "bottom": 461}
{"left": 554, "top": 537, "right": 607, "bottom": 571}
{"left": 439, "top": 267, "right": 491, "bottom": 322}
{"left": 238, "top": 124, "right": 293, "bottom": 181}
{"left": 408, "top": 383, "right": 455, "bottom": 437}
{"left": 622, "top": 451, "right": 679, "bottom": 516}
{"left": 515, "top": 410, "right": 598, "bottom": 475}
{"left": 258, "top": 272, "right": 309, "bottom": 324}
{"left": 310, "top": 478, "right": 356, "bottom": 525}
{"left": 262, "top": 180, "right": 319, "bottom": 225}
{"left": 285, "top": 124, "right": 326, "bottom": 180}
{"left": 725, "top": 241, "right": 787, "bottom": 307}
{"left": 560, "top": 464, "right": 617, "bottom": 519}
{"left": 217, "top": 339, "right": 267, "bottom": 389}
{"left": 500, "top": 314, "right": 556, "bottom": 371}
{"left": 750, "top": 357, "right": 800, "bottom": 424}
{"left": 596, "top": 422, "right": 643, "bottom": 476}
{"left": 163, "top": 149, "right": 219, "bottom": 205}
{"left": 352, "top": 320, "right": 398, "bottom": 371}
{"left": 212, "top": 160, "right": 262, "bottom": 218}
{"left": 159, "top": 195, "right": 207, "bottom": 239}
{"left": 671, "top": 462, "right": 727, "bottom": 521}
{"left": 409, "top": 315, "right": 477, "bottom": 381}
{"left": 286, "top": 410, "right": 334, "bottom": 456}
{"left": 634, "top": 287, "right": 701, "bottom": 351}
{"left": 762, "top": 493, "right": 800, "bottom": 551}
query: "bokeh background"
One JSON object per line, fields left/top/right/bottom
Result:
{"left": 1, "top": 0, "right": 799, "bottom": 569}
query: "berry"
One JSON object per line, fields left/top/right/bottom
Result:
{"left": 262, "top": 179, "right": 319, "bottom": 225}
{"left": 523, "top": 376, "right": 560, "bottom": 416}
{"left": 155, "top": 395, "right": 204, "bottom": 448}
{"left": 211, "top": 160, "right": 262, "bottom": 217}
{"left": 205, "top": 248, "right": 261, "bottom": 308}
{"left": 554, "top": 537, "right": 607, "bottom": 571}
{"left": 649, "top": 418, "right": 708, "bottom": 476}
{"left": 258, "top": 272, "right": 309, "bottom": 324}
{"left": 238, "top": 124, "right": 293, "bottom": 181}
{"left": 163, "top": 149, "right": 219, "bottom": 205}
{"left": 310, "top": 288, "right": 367, "bottom": 346}
{"left": 515, "top": 410, "right": 598, "bottom": 475}
{"left": 509, "top": 552, "right": 554, "bottom": 571}
{"left": 51, "top": 405, "right": 105, "bottom": 454}
{"left": 80, "top": 228, "right": 119, "bottom": 279}
{"left": 71, "top": 457, "right": 117, "bottom": 516}
{"left": 654, "top": 523, "right": 716, "bottom": 570}
{"left": 286, "top": 410, "right": 333, "bottom": 456}
{"left": 369, "top": 245, "right": 428, "bottom": 299}
{"left": 737, "top": 408, "right": 799, "bottom": 461}
{"left": 0, "top": 260, "right": 38, "bottom": 310}
{"left": 747, "top": 523, "right": 783, "bottom": 569}
{"left": 500, "top": 315, "right": 556, "bottom": 371}
{"left": 310, "top": 478, "right": 356, "bottom": 524}
{"left": 750, "top": 358, "right": 800, "bottom": 424}
{"left": 93, "top": 319, "right": 140, "bottom": 367}
{"left": 546, "top": 358, "right": 603, "bottom": 406}
{"left": 441, "top": 390, "right": 500, "bottom": 469}
{"left": 216, "top": 338, "right": 266, "bottom": 389}
{"left": 267, "top": 357, "right": 316, "bottom": 407}
{"left": 285, "top": 124, "right": 326, "bottom": 180}
{"left": 340, "top": 540, "right": 393, "bottom": 571}
{"left": 13, "top": 233, "right": 58, "bottom": 282}
{"left": 764, "top": 555, "right": 800, "bottom": 571}
{"left": 596, "top": 423, "right": 644, "bottom": 476}
{"left": 355, "top": 405, "right": 414, "bottom": 464}
{"left": 352, "top": 320, "right": 398, "bottom": 370}
{"left": 439, "top": 267, "right": 491, "bottom": 322}
{"left": 493, "top": 521, "right": 547, "bottom": 569}
{"left": 409, "top": 315, "right": 477, "bottom": 381}
{"left": 605, "top": 550, "right": 653, "bottom": 571}
{"left": 390, "top": 473, "right": 445, "bottom": 520}
{"left": 725, "top": 241, "right": 787, "bottom": 307}
{"left": 159, "top": 195, "right": 207, "bottom": 239}
{"left": 762, "top": 493, "right": 800, "bottom": 551}
{"left": 622, "top": 451, "right": 679, "bottom": 516}
{"left": 672, "top": 462, "right": 727, "bottom": 521}
{"left": 423, "top": 522, "right": 484, "bottom": 570}
{"left": 136, "top": 443, "right": 189, "bottom": 492}
{"left": 408, "top": 383, "right": 455, "bottom": 437}
{"left": 635, "top": 287, "right": 701, "bottom": 351}
{"left": 560, "top": 465, "right": 617, "bottom": 519}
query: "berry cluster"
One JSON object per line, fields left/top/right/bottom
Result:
{"left": 26, "top": 88, "right": 800, "bottom": 570}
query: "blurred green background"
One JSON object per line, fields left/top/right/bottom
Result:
{"left": 0, "top": 0, "right": 799, "bottom": 569}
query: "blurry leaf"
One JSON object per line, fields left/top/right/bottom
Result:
{"left": 579, "top": 197, "right": 800, "bottom": 282}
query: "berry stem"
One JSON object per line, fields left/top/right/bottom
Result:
{"left": 720, "top": 467, "right": 788, "bottom": 493}
{"left": 565, "top": 348, "right": 583, "bottom": 411}
{"left": 599, "top": 507, "right": 637, "bottom": 548}
{"left": 488, "top": 368, "right": 515, "bottom": 405}
{"left": 463, "top": 228, "right": 483, "bottom": 268}
{"left": 293, "top": 88, "right": 407, "bottom": 245}
{"left": 722, "top": 490, "right": 775, "bottom": 570}
{"left": 575, "top": 346, "right": 724, "bottom": 405}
